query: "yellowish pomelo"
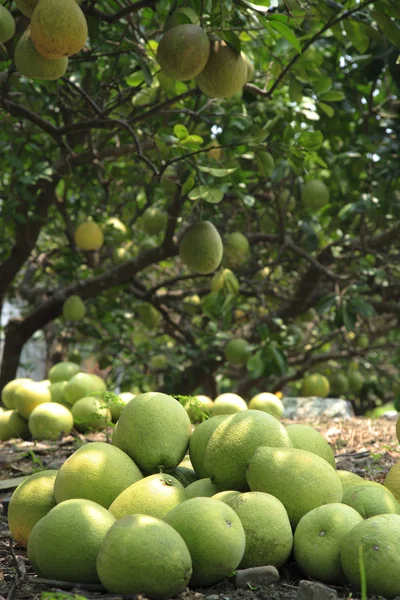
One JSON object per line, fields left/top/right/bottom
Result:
{"left": 49, "top": 381, "right": 68, "bottom": 405}
{"left": 384, "top": 461, "right": 400, "bottom": 502}
{"left": 110, "top": 392, "right": 135, "bottom": 422}
{"left": 340, "top": 514, "right": 400, "bottom": 598}
{"left": 27, "top": 499, "right": 115, "bottom": 582}
{"left": 164, "top": 497, "right": 245, "bottom": 587}
{"left": 48, "top": 361, "right": 80, "bottom": 383}
{"left": 113, "top": 392, "right": 191, "bottom": 473}
{"left": 74, "top": 220, "right": 104, "bottom": 251}
{"left": 248, "top": 392, "right": 284, "bottom": 419}
{"left": 228, "top": 491, "right": 293, "bottom": 569}
{"left": 342, "top": 483, "right": 399, "bottom": 518}
{"left": 293, "top": 503, "right": 363, "bottom": 584}
{"left": 14, "top": 381, "right": 51, "bottom": 419}
{"left": 185, "top": 478, "right": 219, "bottom": 499}
{"left": 286, "top": 424, "right": 336, "bottom": 469}
{"left": 1, "top": 378, "right": 31, "bottom": 409}
{"left": 63, "top": 372, "right": 106, "bottom": 405}
{"left": 179, "top": 221, "right": 223, "bottom": 274}
{"left": 62, "top": 295, "right": 86, "bottom": 320}
{"left": 0, "top": 410, "right": 30, "bottom": 441}
{"left": 8, "top": 470, "right": 57, "bottom": 548}
{"left": 54, "top": 441, "right": 143, "bottom": 508}
{"left": 212, "top": 490, "right": 241, "bottom": 503}
{"left": 28, "top": 402, "right": 73, "bottom": 440}
{"left": 301, "top": 179, "right": 330, "bottom": 211}
{"left": 224, "top": 338, "right": 249, "bottom": 366}
{"left": 211, "top": 392, "right": 247, "bottom": 415}
{"left": 223, "top": 232, "right": 249, "bottom": 269}
{"left": 71, "top": 396, "right": 110, "bottom": 432}
{"left": 196, "top": 39, "right": 247, "bottom": 99}
{"left": 301, "top": 373, "right": 330, "bottom": 397}
{"left": 337, "top": 470, "right": 364, "bottom": 488}
{"left": 141, "top": 207, "right": 167, "bottom": 236}
{"left": 205, "top": 410, "right": 292, "bottom": 491}
{"left": 157, "top": 24, "right": 210, "bottom": 81}
{"left": 246, "top": 446, "right": 343, "bottom": 527}
{"left": 189, "top": 415, "right": 230, "bottom": 479}
{"left": 96, "top": 514, "right": 192, "bottom": 598}
{"left": 109, "top": 473, "right": 186, "bottom": 520}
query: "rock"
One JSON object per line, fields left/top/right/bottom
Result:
{"left": 235, "top": 565, "right": 279, "bottom": 589}
{"left": 283, "top": 397, "right": 354, "bottom": 420}
{"left": 297, "top": 580, "right": 338, "bottom": 600}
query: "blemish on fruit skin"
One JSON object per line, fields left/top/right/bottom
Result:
{"left": 372, "top": 544, "right": 379, "bottom": 551}
{"left": 319, "top": 530, "right": 326, "bottom": 537}
{"left": 226, "top": 520, "right": 232, "bottom": 527}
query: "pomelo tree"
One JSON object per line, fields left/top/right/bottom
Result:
{"left": 1, "top": 0, "right": 399, "bottom": 411}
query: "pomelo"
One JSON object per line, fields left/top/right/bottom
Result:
{"left": 164, "top": 6, "right": 199, "bottom": 30}
{"left": 48, "top": 361, "right": 80, "bottom": 383}
{"left": 246, "top": 446, "right": 343, "bottom": 526}
{"left": 223, "top": 232, "right": 249, "bottom": 269}
{"left": 384, "top": 461, "right": 400, "bottom": 502}
{"left": 97, "top": 514, "right": 192, "bottom": 597}
{"left": 0, "top": 410, "right": 30, "bottom": 441}
{"left": 212, "top": 490, "right": 241, "bottom": 503}
{"left": 141, "top": 207, "right": 167, "bottom": 236}
{"left": 185, "top": 395, "right": 213, "bottom": 422}
{"left": 396, "top": 415, "right": 400, "bottom": 445}
{"left": 167, "top": 465, "right": 197, "bottom": 487}
{"left": 0, "top": 5, "right": 15, "bottom": 43}
{"left": 205, "top": 410, "right": 292, "bottom": 491}
{"left": 137, "top": 303, "right": 161, "bottom": 328}
{"left": 54, "top": 441, "right": 143, "bottom": 508}
{"left": 74, "top": 220, "right": 103, "bottom": 250}
{"left": 164, "top": 497, "right": 245, "bottom": 587}
{"left": 189, "top": 415, "right": 229, "bottom": 478}
{"left": 301, "top": 373, "right": 330, "bottom": 398}
{"left": 63, "top": 372, "right": 106, "bottom": 405}
{"left": 340, "top": 514, "right": 400, "bottom": 598}
{"left": 342, "top": 482, "right": 399, "bottom": 518}
{"left": 294, "top": 503, "right": 363, "bottom": 584}
{"left": 248, "top": 392, "right": 284, "bottom": 419}
{"left": 196, "top": 38, "right": 247, "bottom": 99}
{"left": 63, "top": 295, "right": 86, "bottom": 321}
{"left": 329, "top": 373, "right": 349, "bottom": 396}
{"left": 113, "top": 392, "right": 191, "bottom": 472}
{"left": 49, "top": 381, "right": 68, "bottom": 405}
{"left": 157, "top": 24, "right": 210, "bottom": 81}
{"left": 185, "top": 478, "right": 219, "bottom": 499}
{"left": 348, "top": 370, "right": 364, "bottom": 394}
{"left": 211, "top": 268, "right": 239, "bottom": 294}
{"left": 14, "top": 28, "right": 68, "bottom": 80}
{"left": 1, "top": 378, "right": 31, "bottom": 409}
{"left": 301, "top": 179, "right": 330, "bottom": 211}
{"left": 228, "top": 491, "right": 293, "bottom": 569}
{"left": 211, "top": 392, "right": 247, "bottom": 415}
{"left": 14, "top": 380, "right": 51, "bottom": 419}
{"left": 8, "top": 470, "right": 57, "bottom": 548}
{"left": 71, "top": 396, "right": 110, "bottom": 432}
{"left": 337, "top": 470, "right": 364, "bottom": 489}
{"left": 28, "top": 402, "right": 73, "bottom": 440}
{"left": 27, "top": 499, "right": 115, "bottom": 582}
{"left": 179, "top": 221, "right": 223, "bottom": 274}
{"left": 286, "top": 423, "right": 336, "bottom": 469}
{"left": 109, "top": 473, "right": 186, "bottom": 520}
{"left": 224, "top": 338, "right": 249, "bottom": 366}
{"left": 110, "top": 392, "right": 135, "bottom": 422}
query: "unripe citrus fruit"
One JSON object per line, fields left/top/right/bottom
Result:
{"left": 157, "top": 24, "right": 210, "bottom": 81}
{"left": 301, "top": 373, "right": 330, "bottom": 397}
{"left": 1, "top": 378, "right": 31, "bottom": 409}
{"left": 74, "top": 221, "right": 104, "bottom": 251}
{"left": 224, "top": 338, "right": 249, "bottom": 366}
{"left": 248, "top": 392, "right": 284, "bottom": 419}
{"left": 48, "top": 361, "right": 80, "bottom": 383}
{"left": 179, "top": 221, "right": 223, "bottom": 274}
{"left": 301, "top": 179, "right": 330, "bottom": 211}
{"left": 28, "top": 402, "right": 73, "bottom": 440}
{"left": 211, "top": 392, "right": 247, "bottom": 415}
{"left": 14, "top": 381, "right": 51, "bottom": 419}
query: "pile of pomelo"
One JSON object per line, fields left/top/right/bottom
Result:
{"left": 6, "top": 390, "right": 400, "bottom": 598}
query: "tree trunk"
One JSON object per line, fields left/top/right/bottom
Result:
{"left": 0, "top": 319, "right": 27, "bottom": 392}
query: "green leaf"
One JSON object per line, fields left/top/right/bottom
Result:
{"left": 269, "top": 21, "right": 301, "bottom": 54}
{"left": 313, "top": 76, "right": 332, "bottom": 95}
{"left": 173, "top": 124, "right": 189, "bottom": 139}
{"left": 181, "top": 172, "right": 196, "bottom": 195}
{"left": 373, "top": 11, "right": 400, "bottom": 49}
{"left": 198, "top": 166, "right": 237, "bottom": 177}
{"left": 344, "top": 20, "right": 370, "bottom": 54}
{"left": 289, "top": 78, "right": 303, "bottom": 103}
{"left": 246, "top": 350, "right": 265, "bottom": 379}
{"left": 297, "top": 130, "right": 323, "bottom": 149}
{"left": 319, "top": 90, "right": 345, "bottom": 102}
{"left": 188, "top": 185, "right": 224, "bottom": 204}
{"left": 318, "top": 102, "right": 334, "bottom": 118}
{"left": 242, "top": 0, "right": 270, "bottom": 12}
{"left": 179, "top": 135, "right": 204, "bottom": 146}
{"left": 219, "top": 30, "right": 241, "bottom": 54}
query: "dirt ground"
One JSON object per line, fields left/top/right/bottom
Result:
{"left": 1, "top": 416, "right": 399, "bottom": 600}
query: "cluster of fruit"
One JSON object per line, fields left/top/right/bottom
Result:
{"left": 6, "top": 391, "right": 400, "bottom": 598}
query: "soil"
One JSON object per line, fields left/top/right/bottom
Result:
{"left": 0, "top": 416, "right": 399, "bottom": 600}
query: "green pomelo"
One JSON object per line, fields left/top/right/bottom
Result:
{"left": 179, "top": 221, "right": 223, "bottom": 275}
{"left": 224, "top": 338, "right": 249, "bottom": 366}
{"left": 211, "top": 393, "right": 248, "bottom": 416}
{"left": 348, "top": 370, "right": 364, "bottom": 393}
{"left": 212, "top": 490, "right": 241, "bottom": 503}
{"left": 71, "top": 396, "right": 110, "bottom": 432}
{"left": 164, "top": 497, "right": 245, "bottom": 587}
{"left": 49, "top": 381, "right": 68, "bottom": 404}
{"left": 8, "top": 470, "right": 57, "bottom": 548}
{"left": 185, "top": 395, "right": 213, "bottom": 422}
{"left": 141, "top": 207, "right": 167, "bottom": 236}
{"left": 54, "top": 441, "right": 143, "bottom": 508}
{"left": 150, "top": 354, "right": 168, "bottom": 371}
{"left": 63, "top": 372, "right": 106, "bottom": 405}
{"left": 329, "top": 373, "right": 349, "bottom": 396}
{"left": 157, "top": 24, "right": 210, "bottom": 81}
{"left": 0, "top": 6, "right": 15, "bottom": 43}
{"left": 97, "top": 514, "right": 192, "bottom": 598}
{"left": 1, "top": 378, "right": 31, "bottom": 409}
{"left": 246, "top": 446, "right": 343, "bottom": 527}
{"left": 248, "top": 392, "right": 284, "bottom": 419}
{"left": 109, "top": 473, "right": 186, "bottom": 520}
{"left": 337, "top": 470, "right": 364, "bottom": 489}
{"left": 189, "top": 415, "right": 230, "bottom": 478}
{"left": 63, "top": 295, "right": 86, "bottom": 320}
{"left": 205, "top": 410, "right": 292, "bottom": 492}
{"left": 223, "top": 232, "right": 250, "bottom": 269}
{"left": 185, "top": 478, "right": 219, "bottom": 499}
{"left": 342, "top": 483, "right": 399, "bottom": 518}
{"left": 164, "top": 7, "right": 199, "bottom": 30}
{"left": 110, "top": 392, "right": 135, "bottom": 422}
{"left": 48, "top": 361, "right": 80, "bottom": 383}
{"left": 294, "top": 503, "right": 363, "bottom": 584}
{"left": 137, "top": 303, "right": 161, "bottom": 328}
{"left": 301, "top": 373, "right": 330, "bottom": 398}
{"left": 28, "top": 402, "right": 73, "bottom": 440}
{"left": 113, "top": 392, "right": 191, "bottom": 472}
{"left": 241, "top": 51, "right": 254, "bottom": 82}
{"left": 15, "top": 29, "right": 69, "bottom": 80}
{"left": 167, "top": 466, "right": 198, "bottom": 487}
{"left": 0, "top": 410, "right": 30, "bottom": 441}
{"left": 14, "top": 381, "right": 51, "bottom": 419}
{"left": 286, "top": 424, "right": 336, "bottom": 469}
{"left": 384, "top": 462, "right": 400, "bottom": 502}
{"left": 27, "top": 499, "right": 115, "bottom": 583}
{"left": 278, "top": 188, "right": 296, "bottom": 212}
{"left": 211, "top": 268, "right": 239, "bottom": 294}
{"left": 196, "top": 38, "right": 247, "bottom": 99}
{"left": 340, "top": 514, "right": 400, "bottom": 598}
{"left": 301, "top": 179, "right": 330, "bottom": 211}
{"left": 228, "top": 491, "right": 293, "bottom": 569}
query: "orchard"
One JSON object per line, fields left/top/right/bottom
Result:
{"left": 1, "top": 0, "right": 400, "bottom": 599}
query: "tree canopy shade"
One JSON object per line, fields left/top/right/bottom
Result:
{"left": 0, "top": 0, "right": 399, "bottom": 409}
